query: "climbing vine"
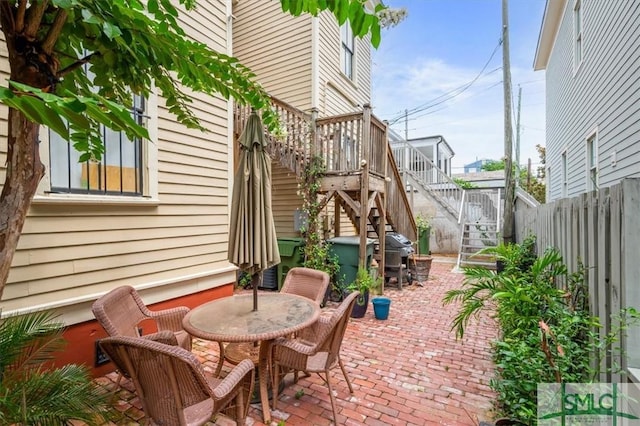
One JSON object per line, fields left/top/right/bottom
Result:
{"left": 299, "top": 156, "right": 341, "bottom": 285}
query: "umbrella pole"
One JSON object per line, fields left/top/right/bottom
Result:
{"left": 251, "top": 272, "right": 261, "bottom": 311}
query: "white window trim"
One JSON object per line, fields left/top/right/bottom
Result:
{"left": 35, "top": 91, "right": 159, "bottom": 205}
{"left": 561, "top": 149, "right": 568, "bottom": 197}
{"left": 573, "top": 0, "right": 583, "bottom": 74}
{"left": 340, "top": 22, "right": 356, "bottom": 82}
{"left": 546, "top": 166, "right": 552, "bottom": 200}
{"left": 586, "top": 128, "right": 598, "bottom": 192}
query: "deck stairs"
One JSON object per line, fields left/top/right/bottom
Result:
{"left": 389, "top": 141, "right": 501, "bottom": 270}
{"left": 234, "top": 99, "right": 417, "bottom": 270}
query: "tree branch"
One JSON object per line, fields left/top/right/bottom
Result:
{"left": 57, "top": 53, "right": 99, "bottom": 79}
{"left": 23, "top": 0, "right": 49, "bottom": 38}
{"left": 15, "top": 0, "right": 27, "bottom": 33}
{"left": 41, "top": 9, "right": 67, "bottom": 54}
{"left": 0, "top": 2, "right": 16, "bottom": 35}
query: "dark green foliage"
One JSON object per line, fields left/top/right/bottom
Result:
{"left": 0, "top": 311, "right": 109, "bottom": 425}
{"left": 443, "top": 235, "right": 640, "bottom": 423}
{"left": 300, "top": 156, "right": 341, "bottom": 288}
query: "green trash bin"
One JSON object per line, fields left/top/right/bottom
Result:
{"left": 276, "top": 237, "right": 305, "bottom": 289}
{"left": 418, "top": 226, "right": 431, "bottom": 255}
{"left": 328, "top": 236, "right": 375, "bottom": 291}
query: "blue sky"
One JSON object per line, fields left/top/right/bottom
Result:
{"left": 371, "top": 0, "right": 547, "bottom": 173}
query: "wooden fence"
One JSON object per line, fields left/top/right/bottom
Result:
{"left": 515, "top": 178, "right": 640, "bottom": 382}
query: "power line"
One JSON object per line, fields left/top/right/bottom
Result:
{"left": 388, "top": 79, "right": 504, "bottom": 129}
{"left": 385, "top": 38, "right": 503, "bottom": 124}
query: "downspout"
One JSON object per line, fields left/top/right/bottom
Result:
{"left": 226, "top": 0, "right": 235, "bottom": 212}
{"left": 311, "top": 15, "right": 320, "bottom": 110}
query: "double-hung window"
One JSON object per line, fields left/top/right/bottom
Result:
{"left": 573, "top": 0, "right": 583, "bottom": 69}
{"left": 341, "top": 22, "right": 355, "bottom": 80}
{"left": 561, "top": 150, "right": 568, "bottom": 197}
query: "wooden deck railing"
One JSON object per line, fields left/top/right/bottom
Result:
{"left": 234, "top": 97, "right": 312, "bottom": 177}
{"left": 234, "top": 99, "right": 416, "bottom": 241}
{"left": 315, "top": 107, "right": 386, "bottom": 177}
{"left": 386, "top": 147, "right": 417, "bottom": 242}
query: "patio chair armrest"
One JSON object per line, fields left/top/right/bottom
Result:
{"left": 273, "top": 336, "right": 318, "bottom": 356}
{"left": 149, "top": 306, "right": 190, "bottom": 332}
{"left": 212, "top": 358, "right": 255, "bottom": 399}
{"left": 298, "top": 314, "right": 332, "bottom": 343}
{"left": 142, "top": 330, "right": 179, "bottom": 346}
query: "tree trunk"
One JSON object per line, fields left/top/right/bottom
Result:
{"left": 0, "top": 110, "right": 44, "bottom": 299}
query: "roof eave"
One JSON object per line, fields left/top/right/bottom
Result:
{"left": 533, "top": 0, "right": 568, "bottom": 71}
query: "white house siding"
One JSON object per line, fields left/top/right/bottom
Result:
{"left": 317, "top": 12, "right": 372, "bottom": 116}
{"left": 544, "top": 1, "right": 640, "bottom": 201}
{"left": 0, "top": 1, "right": 235, "bottom": 324}
{"left": 232, "top": 0, "right": 313, "bottom": 112}
{"left": 317, "top": 12, "right": 371, "bottom": 236}
{"left": 232, "top": 1, "right": 316, "bottom": 239}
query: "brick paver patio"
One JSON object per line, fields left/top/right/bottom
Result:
{"left": 97, "top": 257, "right": 499, "bottom": 425}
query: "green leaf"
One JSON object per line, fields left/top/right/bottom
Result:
{"left": 102, "top": 21, "right": 122, "bottom": 40}
{"left": 337, "top": 0, "right": 349, "bottom": 24}
{"left": 81, "top": 9, "right": 100, "bottom": 24}
{"left": 148, "top": 0, "right": 159, "bottom": 14}
{"left": 159, "top": 0, "right": 179, "bottom": 17}
{"left": 22, "top": 96, "right": 69, "bottom": 139}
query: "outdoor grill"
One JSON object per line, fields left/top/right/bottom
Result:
{"left": 385, "top": 232, "right": 414, "bottom": 258}
{"left": 384, "top": 232, "right": 414, "bottom": 289}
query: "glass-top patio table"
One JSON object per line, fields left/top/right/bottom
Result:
{"left": 182, "top": 292, "right": 320, "bottom": 423}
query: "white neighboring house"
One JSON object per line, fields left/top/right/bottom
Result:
{"left": 407, "top": 135, "right": 454, "bottom": 177}
{"left": 389, "top": 131, "right": 455, "bottom": 179}
{"left": 534, "top": 0, "right": 640, "bottom": 202}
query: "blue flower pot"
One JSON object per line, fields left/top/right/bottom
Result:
{"left": 372, "top": 297, "right": 391, "bottom": 320}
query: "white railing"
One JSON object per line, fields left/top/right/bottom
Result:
{"left": 391, "top": 142, "right": 464, "bottom": 220}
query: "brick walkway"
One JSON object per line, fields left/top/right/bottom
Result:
{"left": 97, "top": 257, "right": 499, "bottom": 425}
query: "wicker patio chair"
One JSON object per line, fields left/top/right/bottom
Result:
{"left": 99, "top": 334, "right": 255, "bottom": 426}
{"left": 270, "top": 290, "right": 359, "bottom": 423}
{"left": 92, "top": 285, "right": 225, "bottom": 380}
{"left": 224, "top": 267, "right": 329, "bottom": 367}
{"left": 280, "top": 267, "right": 330, "bottom": 305}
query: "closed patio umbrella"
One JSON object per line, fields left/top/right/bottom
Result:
{"left": 228, "top": 110, "right": 280, "bottom": 311}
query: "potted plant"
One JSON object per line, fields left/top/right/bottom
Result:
{"left": 415, "top": 213, "right": 431, "bottom": 256}
{"left": 346, "top": 267, "right": 381, "bottom": 318}
{"left": 410, "top": 213, "right": 433, "bottom": 283}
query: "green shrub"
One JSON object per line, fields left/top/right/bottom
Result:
{"left": 443, "top": 235, "right": 640, "bottom": 423}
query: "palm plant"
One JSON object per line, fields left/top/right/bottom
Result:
{"left": 0, "top": 311, "right": 109, "bottom": 425}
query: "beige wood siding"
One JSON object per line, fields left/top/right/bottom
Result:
{"left": 271, "top": 164, "right": 303, "bottom": 238}
{"left": 317, "top": 12, "right": 372, "bottom": 117}
{"left": 233, "top": 1, "right": 313, "bottom": 240}
{"left": 317, "top": 12, "right": 369, "bottom": 235}
{"left": 1, "top": 1, "right": 235, "bottom": 322}
{"left": 233, "top": 0, "right": 313, "bottom": 111}
{"left": 232, "top": 3, "right": 363, "bottom": 238}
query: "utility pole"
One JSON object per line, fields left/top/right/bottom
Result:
{"left": 501, "top": 0, "right": 515, "bottom": 244}
{"left": 515, "top": 85, "right": 522, "bottom": 187}
{"left": 404, "top": 108, "right": 409, "bottom": 141}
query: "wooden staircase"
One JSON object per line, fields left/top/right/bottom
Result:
{"left": 234, "top": 98, "right": 417, "bottom": 273}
